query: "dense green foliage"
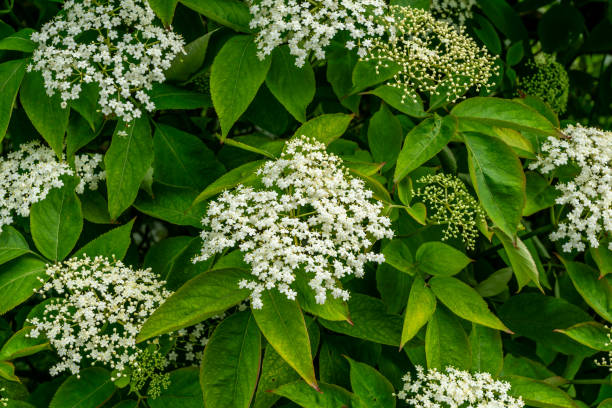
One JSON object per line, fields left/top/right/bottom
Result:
{"left": 0, "top": 0, "right": 611, "bottom": 407}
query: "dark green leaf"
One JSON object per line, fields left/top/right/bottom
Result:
{"left": 470, "top": 324, "right": 503, "bottom": 376}
{"left": 394, "top": 115, "right": 456, "bottom": 182}
{"left": 135, "top": 184, "right": 208, "bottom": 228}
{"left": 252, "top": 291, "right": 317, "bottom": 389}
{"left": 476, "top": 0, "right": 527, "bottom": 41}
{"left": 382, "top": 240, "right": 415, "bottom": 275}
{"left": 0, "top": 29, "right": 35, "bottom": 52}
{"left": 273, "top": 381, "right": 356, "bottom": 408}
{"left": 495, "top": 229, "right": 542, "bottom": 292}
{"left": 180, "top": 0, "right": 252, "bottom": 33}
{"left": 0, "top": 226, "right": 30, "bottom": 266}
{"left": 30, "top": 177, "right": 82, "bottom": 261}
{"left": 293, "top": 113, "right": 353, "bottom": 146}
{"left": 0, "top": 326, "right": 49, "bottom": 361}
{"left": 266, "top": 45, "right": 315, "bottom": 123}
{"left": 415, "top": 242, "right": 472, "bottom": 277}
{"left": 556, "top": 322, "right": 612, "bottom": 352}
{"left": 49, "top": 367, "right": 115, "bottom": 408}
{"left": 0, "top": 59, "right": 27, "bottom": 142}
{"left": 73, "top": 219, "right": 134, "bottom": 260}
{"left": 137, "top": 268, "right": 251, "bottom": 342}
{"left": 369, "top": 85, "right": 426, "bottom": 118}
{"left": 562, "top": 260, "right": 612, "bottom": 323}
{"left": 425, "top": 306, "right": 471, "bottom": 371}
{"left": 193, "top": 160, "right": 265, "bottom": 205}
{"left": 211, "top": 35, "right": 271, "bottom": 139}
{"left": 368, "top": 104, "right": 403, "bottom": 172}
{"left": 20, "top": 71, "right": 69, "bottom": 157}
{"left": 401, "top": 274, "right": 436, "bottom": 349}
{"left": 149, "top": 84, "right": 211, "bottom": 110}
{"left": 148, "top": 368, "right": 203, "bottom": 408}
{"left": 200, "top": 311, "right": 261, "bottom": 408}
{"left": 504, "top": 375, "right": 578, "bottom": 408}
{"left": 147, "top": 0, "right": 179, "bottom": 26}
{"left": 165, "top": 31, "right": 212, "bottom": 81}
{"left": 346, "top": 357, "right": 395, "bottom": 408}
{"left": 0, "top": 257, "right": 47, "bottom": 315}
{"left": 105, "top": 117, "right": 153, "bottom": 219}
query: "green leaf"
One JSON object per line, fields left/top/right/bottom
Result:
{"left": 137, "top": 268, "right": 251, "bottom": 342}
{"left": 0, "top": 29, "right": 35, "bottom": 52}
{"left": 200, "top": 311, "right": 261, "bottom": 408}
{"left": 555, "top": 322, "right": 612, "bottom": 352}
{"left": 0, "top": 257, "right": 47, "bottom": 314}
{"left": 367, "top": 103, "right": 403, "bottom": 172}
{"left": 135, "top": 184, "right": 208, "bottom": 228}
{"left": 476, "top": 0, "right": 527, "bottom": 41}
{"left": 149, "top": 84, "right": 211, "bottom": 110}
{"left": 464, "top": 132, "right": 525, "bottom": 238}
{"left": 0, "top": 326, "right": 49, "bottom": 361}
{"left": 30, "top": 176, "right": 83, "bottom": 261}
{"left": 148, "top": 368, "right": 203, "bottom": 408}
{"left": 252, "top": 291, "right": 317, "bottom": 389}
{"left": 504, "top": 375, "right": 578, "bottom": 408}
{"left": 475, "top": 267, "right": 513, "bottom": 297}
{"left": 382, "top": 240, "right": 415, "bottom": 275}
{"left": 50, "top": 367, "right": 115, "bottom": 408}
{"left": 346, "top": 357, "right": 395, "bottom": 408}
{"left": 495, "top": 229, "right": 542, "bottom": 292}
{"left": 0, "top": 226, "right": 30, "bottom": 266}
{"left": 415, "top": 242, "right": 471, "bottom": 277}
{"left": 498, "top": 293, "right": 594, "bottom": 356}
{"left": 0, "top": 59, "right": 26, "bottom": 142}
{"left": 0, "top": 361, "right": 17, "bottom": 382}
{"left": 470, "top": 324, "right": 503, "bottom": 376}
{"left": 273, "top": 381, "right": 356, "bottom": 408}
{"left": 394, "top": 115, "right": 456, "bottom": 182}
{"left": 429, "top": 276, "right": 511, "bottom": 332}
{"left": 153, "top": 123, "right": 225, "bottom": 190}
{"left": 326, "top": 43, "right": 361, "bottom": 113}
{"left": 73, "top": 219, "right": 134, "bottom": 260}
{"left": 165, "top": 31, "right": 212, "bottom": 81}
{"left": 562, "top": 260, "right": 612, "bottom": 323}
{"left": 472, "top": 14, "right": 501, "bottom": 54}
{"left": 369, "top": 85, "right": 426, "bottom": 118}
{"left": 524, "top": 172, "right": 559, "bottom": 216}
{"left": 320, "top": 294, "right": 402, "bottom": 346}
{"left": 70, "top": 82, "right": 103, "bottom": 131}
{"left": 20, "top": 71, "right": 69, "bottom": 157}
{"left": 293, "top": 113, "right": 353, "bottom": 146}
{"left": 180, "top": 0, "right": 252, "bottom": 33}
{"left": 451, "top": 97, "right": 558, "bottom": 136}
{"left": 66, "top": 115, "right": 99, "bottom": 160}
{"left": 293, "top": 272, "right": 350, "bottom": 322}
{"left": 104, "top": 117, "right": 153, "bottom": 220}
{"left": 147, "top": 0, "right": 178, "bottom": 25}
{"left": 266, "top": 45, "right": 315, "bottom": 123}
{"left": 425, "top": 306, "right": 471, "bottom": 371}
{"left": 193, "top": 160, "right": 265, "bottom": 205}
{"left": 352, "top": 59, "right": 400, "bottom": 94}
{"left": 211, "top": 35, "right": 272, "bottom": 139}
{"left": 401, "top": 274, "right": 436, "bottom": 349}
{"left": 591, "top": 245, "right": 612, "bottom": 277}
{"left": 538, "top": 4, "right": 585, "bottom": 53}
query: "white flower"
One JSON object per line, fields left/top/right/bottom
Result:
{"left": 362, "top": 5, "right": 497, "bottom": 104}
{"left": 431, "top": 0, "right": 478, "bottom": 26}
{"left": 194, "top": 136, "right": 394, "bottom": 308}
{"left": 529, "top": 124, "right": 612, "bottom": 252}
{"left": 0, "top": 142, "right": 104, "bottom": 231}
{"left": 395, "top": 366, "right": 525, "bottom": 408}
{"left": 28, "top": 0, "right": 185, "bottom": 122}
{"left": 248, "top": 0, "right": 387, "bottom": 67}
{"left": 28, "top": 256, "right": 172, "bottom": 377}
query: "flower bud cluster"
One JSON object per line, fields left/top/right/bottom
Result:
{"left": 194, "top": 136, "right": 394, "bottom": 309}
{"left": 28, "top": 0, "right": 185, "bottom": 122}
{"left": 248, "top": 0, "right": 387, "bottom": 67}
{"left": 363, "top": 5, "right": 497, "bottom": 104}
{"left": 518, "top": 53, "right": 569, "bottom": 114}
{"left": 28, "top": 256, "right": 172, "bottom": 377}
{"left": 0, "top": 142, "right": 104, "bottom": 231}
{"left": 529, "top": 125, "right": 612, "bottom": 252}
{"left": 395, "top": 366, "right": 525, "bottom": 408}
{"left": 431, "top": 0, "right": 477, "bottom": 26}
{"left": 414, "top": 173, "right": 485, "bottom": 250}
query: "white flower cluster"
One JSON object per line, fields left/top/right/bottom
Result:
{"left": 395, "top": 366, "right": 525, "bottom": 408}
{"left": 248, "top": 0, "right": 387, "bottom": 66}
{"left": 0, "top": 142, "right": 104, "bottom": 231}
{"left": 28, "top": 0, "right": 185, "bottom": 122}
{"left": 28, "top": 256, "right": 172, "bottom": 377}
{"left": 431, "top": 0, "right": 477, "bottom": 26}
{"left": 194, "top": 136, "right": 394, "bottom": 308}
{"left": 529, "top": 125, "right": 612, "bottom": 252}
{"left": 594, "top": 325, "right": 612, "bottom": 371}
{"left": 363, "top": 5, "right": 497, "bottom": 103}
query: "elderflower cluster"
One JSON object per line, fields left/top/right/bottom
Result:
{"left": 0, "top": 388, "right": 6, "bottom": 408}
{"left": 363, "top": 5, "right": 497, "bottom": 103}
{"left": 28, "top": 256, "right": 172, "bottom": 377}
{"left": 431, "top": 0, "right": 477, "bottom": 26}
{"left": 518, "top": 53, "right": 569, "bottom": 114}
{"left": 248, "top": 0, "right": 387, "bottom": 67}
{"left": 395, "top": 366, "right": 525, "bottom": 408}
{"left": 28, "top": 0, "right": 185, "bottom": 122}
{"left": 415, "top": 173, "right": 485, "bottom": 250}
{"left": 130, "top": 346, "right": 171, "bottom": 399}
{"left": 0, "top": 142, "right": 104, "bottom": 231}
{"left": 529, "top": 125, "right": 612, "bottom": 252}
{"left": 194, "top": 136, "right": 394, "bottom": 308}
